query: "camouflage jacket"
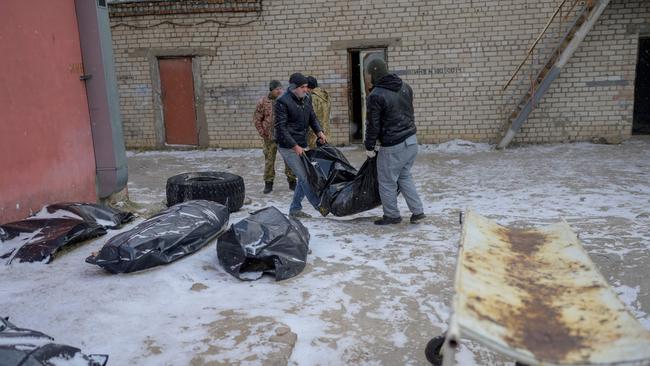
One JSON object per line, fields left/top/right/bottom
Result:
{"left": 253, "top": 94, "right": 275, "bottom": 141}
{"left": 310, "top": 87, "right": 331, "bottom": 133}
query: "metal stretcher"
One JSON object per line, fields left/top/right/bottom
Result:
{"left": 426, "top": 210, "right": 650, "bottom": 366}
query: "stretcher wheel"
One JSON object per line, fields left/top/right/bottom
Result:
{"left": 424, "top": 335, "right": 445, "bottom": 365}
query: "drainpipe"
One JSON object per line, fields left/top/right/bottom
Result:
{"left": 74, "top": 0, "right": 128, "bottom": 198}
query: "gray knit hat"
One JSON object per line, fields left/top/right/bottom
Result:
{"left": 366, "top": 59, "right": 389, "bottom": 84}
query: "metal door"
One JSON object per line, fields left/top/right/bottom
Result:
{"left": 359, "top": 50, "right": 386, "bottom": 140}
{"left": 159, "top": 57, "right": 198, "bottom": 145}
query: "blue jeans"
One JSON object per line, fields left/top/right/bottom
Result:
{"left": 278, "top": 147, "right": 321, "bottom": 213}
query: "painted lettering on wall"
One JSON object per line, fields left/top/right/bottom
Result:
{"left": 394, "top": 67, "right": 463, "bottom": 76}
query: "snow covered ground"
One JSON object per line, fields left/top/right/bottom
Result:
{"left": 2, "top": 138, "right": 650, "bottom": 365}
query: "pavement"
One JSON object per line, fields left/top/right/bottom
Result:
{"left": 2, "top": 138, "right": 648, "bottom": 366}
{"left": 122, "top": 137, "right": 650, "bottom": 365}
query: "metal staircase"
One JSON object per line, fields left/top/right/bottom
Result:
{"left": 498, "top": 0, "right": 611, "bottom": 149}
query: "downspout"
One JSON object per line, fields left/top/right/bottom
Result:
{"left": 74, "top": 0, "right": 128, "bottom": 198}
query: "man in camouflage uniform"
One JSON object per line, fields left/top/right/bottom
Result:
{"left": 253, "top": 80, "right": 296, "bottom": 193}
{"left": 306, "top": 76, "right": 331, "bottom": 149}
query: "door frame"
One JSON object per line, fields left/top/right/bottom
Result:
{"left": 148, "top": 49, "right": 210, "bottom": 148}
{"left": 347, "top": 47, "right": 388, "bottom": 144}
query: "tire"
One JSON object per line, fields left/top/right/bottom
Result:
{"left": 424, "top": 335, "right": 445, "bottom": 366}
{"left": 166, "top": 172, "right": 245, "bottom": 212}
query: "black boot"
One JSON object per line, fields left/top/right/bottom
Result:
{"left": 263, "top": 181, "right": 273, "bottom": 194}
{"left": 410, "top": 213, "right": 426, "bottom": 224}
{"left": 374, "top": 215, "right": 402, "bottom": 225}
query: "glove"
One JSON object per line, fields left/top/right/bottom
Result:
{"left": 366, "top": 150, "right": 376, "bottom": 158}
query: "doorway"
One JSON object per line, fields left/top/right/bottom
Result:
{"left": 348, "top": 48, "right": 387, "bottom": 143}
{"left": 633, "top": 37, "right": 650, "bottom": 135}
{"left": 158, "top": 57, "right": 199, "bottom": 145}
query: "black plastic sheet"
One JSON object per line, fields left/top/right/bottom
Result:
{"left": 299, "top": 145, "right": 382, "bottom": 217}
{"left": 86, "top": 200, "right": 229, "bottom": 273}
{"left": 0, "top": 317, "right": 107, "bottom": 366}
{"left": 44, "top": 202, "right": 135, "bottom": 229}
{"left": 307, "top": 145, "right": 357, "bottom": 186}
{"left": 300, "top": 154, "right": 329, "bottom": 197}
{"left": 0, "top": 218, "right": 106, "bottom": 264}
{"left": 217, "top": 206, "right": 310, "bottom": 281}
{"left": 319, "top": 157, "right": 382, "bottom": 217}
{"left": 306, "top": 145, "right": 355, "bottom": 171}
{"left": 299, "top": 145, "right": 358, "bottom": 198}
{"left": 0, "top": 202, "right": 134, "bottom": 264}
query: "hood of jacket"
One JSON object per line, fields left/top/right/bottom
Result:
{"left": 372, "top": 74, "right": 403, "bottom": 92}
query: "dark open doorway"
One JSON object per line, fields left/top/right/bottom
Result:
{"left": 348, "top": 48, "right": 386, "bottom": 143}
{"left": 633, "top": 37, "right": 650, "bottom": 135}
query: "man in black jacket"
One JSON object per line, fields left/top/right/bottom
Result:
{"left": 364, "top": 59, "right": 425, "bottom": 225}
{"left": 275, "top": 73, "right": 328, "bottom": 218}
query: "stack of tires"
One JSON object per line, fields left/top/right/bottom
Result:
{"left": 166, "top": 172, "right": 245, "bottom": 212}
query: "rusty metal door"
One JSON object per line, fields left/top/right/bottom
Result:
{"left": 159, "top": 57, "right": 198, "bottom": 145}
{"left": 438, "top": 210, "right": 650, "bottom": 366}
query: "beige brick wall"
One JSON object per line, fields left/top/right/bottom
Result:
{"left": 520, "top": 0, "right": 645, "bottom": 144}
{"left": 109, "top": 0, "right": 649, "bottom": 148}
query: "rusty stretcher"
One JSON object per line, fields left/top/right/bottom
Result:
{"left": 426, "top": 210, "right": 650, "bottom": 366}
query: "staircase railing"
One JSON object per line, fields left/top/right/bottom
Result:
{"left": 499, "top": 0, "right": 595, "bottom": 141}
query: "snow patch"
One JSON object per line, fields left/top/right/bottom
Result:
{"left": 420, "top": 139, "right": 493, "bottom": 154}
{"left": 48, "top": 353, "right": 93, "bottom": 366}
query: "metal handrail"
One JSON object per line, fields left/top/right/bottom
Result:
{"left": 502, "top": 0, "right": 577, "bottom": 91}
{"left": 507, "top": 3, "right": 589, "bottom": 113}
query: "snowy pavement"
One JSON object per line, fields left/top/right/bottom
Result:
{"left": 2, "top": 138, "right": 650, "bottom": 365}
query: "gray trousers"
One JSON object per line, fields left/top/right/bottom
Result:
{"left": 377, "top": 134, "right": 424, "bottom": 218}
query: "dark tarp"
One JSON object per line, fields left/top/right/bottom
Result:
{"left": 217, "top": 206, "right": 310, "bottom": 281}
{"left": 300, "top": 144, "right": 358, "bottom": 198}
{"left": 307, "top": 145, "right": 357, "bottom": 186}
{"left": 0, "top": 219, "right": 106, "bottom": 264}
{"left": 0, "top": 203, "right": 134, "bottom": 264}
{"left": 0, "top": 317, "right": 107, "bottom": 366}
{"left": 44, "top": 202, "right": 135, "bottom": 229}
{"left": 300, "top": 154, "right": 329, "bottom": 197}
{"left": 300, "top": 145, "right": 382, "bottom": 217}
{"left": 319, "top": 157, "right": 382, "bottom": 217}
{"left": 86, "top": 200, "right": 229, "bottom": 273}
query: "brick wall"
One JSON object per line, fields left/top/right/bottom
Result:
{"left": 109, "top": 0, "right": 650, "bottom": 148}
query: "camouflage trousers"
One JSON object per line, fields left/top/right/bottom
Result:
{"left": 307, "top": 119, "right": 330, "bottom": 149}
{"left": 263, "top": 139, "right": 296, "bottom": 183}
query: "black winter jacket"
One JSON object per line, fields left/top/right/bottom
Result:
{"left": 364, "top": 74, "right": 417, "bottom": 151}
{"left": 274, "top": 89, "right": 322, "bottom": 149}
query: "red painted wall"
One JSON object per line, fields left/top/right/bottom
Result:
{"left": 0, "top": 0, "right": 97, "bottom": 223}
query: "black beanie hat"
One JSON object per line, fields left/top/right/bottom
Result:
{"left": 289, "top": 73, "right": 308, "bottom": 87}
{"left": 307, "top": 76, "right": 318, "bottom": 89}
{"left": 269, "top": 79, "right": 282, "bottom": 91}
{"left": 366, "top": 59, "right": 389, "bottom": 84}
